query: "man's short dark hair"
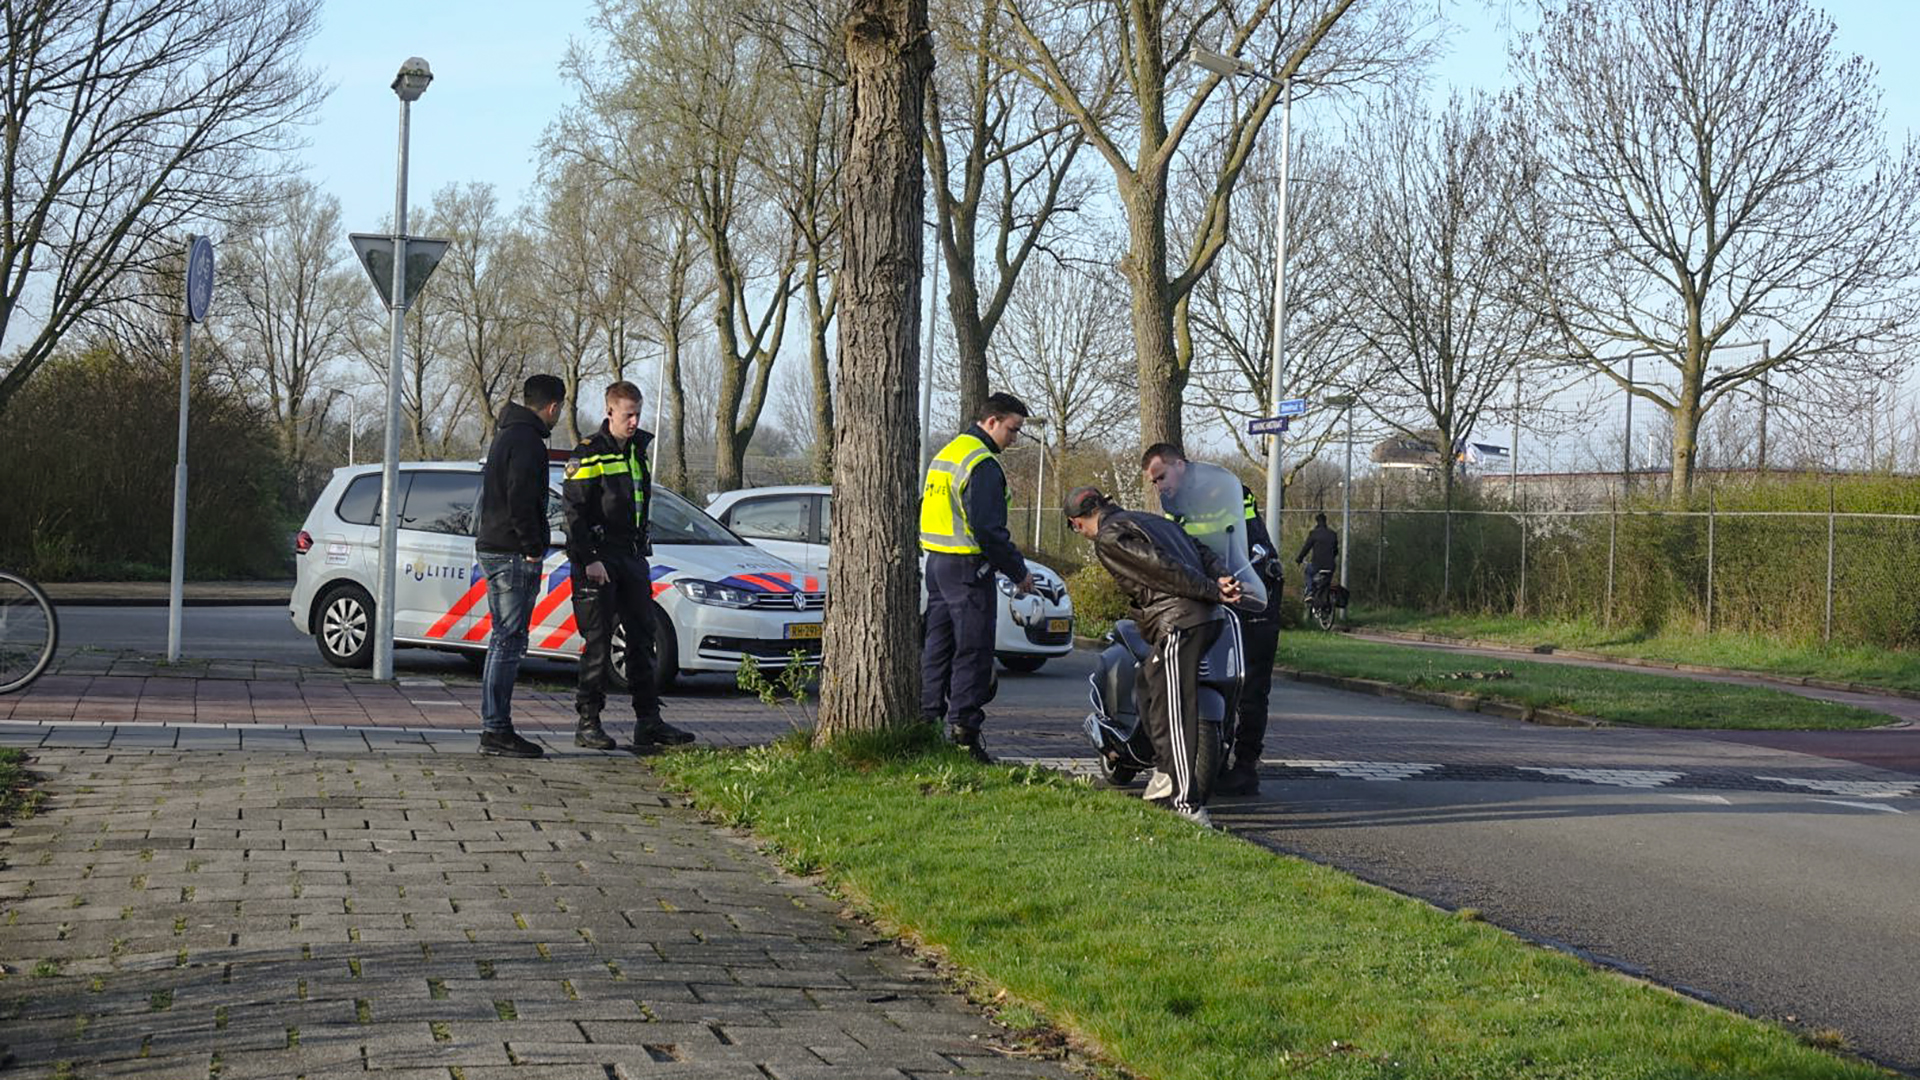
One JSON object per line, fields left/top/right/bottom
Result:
{"left": 523, "top": 374, "right": 566, "bottom": 410}
{"left": 1315, "top": 513, "right": 1328, "bottom": 525}
{"left": 1140, "top": 442, "right": 1186, "bottom": 470}
{"left": 977, "top": 392, "right": 1029, "bottom": 423}
{"left": 606, "top": 380, "right": 642, "bottom": 405}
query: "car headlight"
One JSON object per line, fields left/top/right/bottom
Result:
{"left": 676, "top": 580, "right": 756, "bottom": 608}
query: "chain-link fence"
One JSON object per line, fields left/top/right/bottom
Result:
{"left": 1010, "top": 480, "right": 1920, "bottom": 648}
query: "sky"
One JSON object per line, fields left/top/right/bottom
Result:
{"left": 305, "top": 0, "right": 1920, "bottom": 251}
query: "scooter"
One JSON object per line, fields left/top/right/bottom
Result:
{"left": 1081, "top": 461, "right": 1267, "bottom": 793}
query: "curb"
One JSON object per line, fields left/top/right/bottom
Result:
{"left": 49, "top": 595, "right": 292, "bottom": 608}
{"left": 1351, "top": 628, "right": 1920, "bottom": 703}
{"left": 1075, "top": 633, "right": 1603, "bottom": 729}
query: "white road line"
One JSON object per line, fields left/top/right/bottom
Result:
{"left": 1756, "top": 776, "right": 1919, "bottom": 799}
{"left": 1274, "top": 759, "right": 1442, "bottom": 781}
{"left": 1810, "top": 799, "right": 1905, "bottom": 814}
{"left": 1666, "top": 793, "right": 1732, "bottom": 804}
{"left": 1517, "top": 767, "right": 1684, "bottom": 788}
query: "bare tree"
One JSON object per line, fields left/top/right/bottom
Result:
{"left": 1345, "top": 92, "right": 1540, "bottom": 512}
{"left": 996, "top": 0, "right": 1430, "bottom": 449}
{"left": 818, "top": 0, "right": 932, "bottom": 739}
{"left": 0, "top": 0, "right": 328, "bottom": 416}
{"left": 1516, "top": 0, "right": 1920, "bottom": 499}
{"left": 926, "top": 0, "right": 1091, "bottom": 428}
{"left": 988, "top": 261, "right": 1135, "bottom": 457}
{"left": 428, "top": 183, "right": 537, "bottom": 434}
{"left": 219, "top": 179, "right": 358, "bottom": 492}
{"left": 526, "top": 162, "right": 608, "bottom": 445}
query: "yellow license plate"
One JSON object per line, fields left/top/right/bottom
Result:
{"left": 1047, "top": 618, "right": 1071, "bottom": 634}
{"left": 785, "top": 622, "right": 823, "bottom": 640}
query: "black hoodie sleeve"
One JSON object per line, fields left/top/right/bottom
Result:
{"left": 963, "top": 456, "right": 1028, "bottom": 582}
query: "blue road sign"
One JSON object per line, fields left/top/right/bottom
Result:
{"left": 1248, "top": 416, "right": 1290, "bottom": 436}
{"left": 1276, "top": 397, "right": 1309, "bottom": 417}
{"left": 186, "top": 236, "right": 214, "bottom": 323}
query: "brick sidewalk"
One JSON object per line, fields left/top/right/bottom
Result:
{"left": 0, "top": 749, "right": 1078, "bottom": 1080}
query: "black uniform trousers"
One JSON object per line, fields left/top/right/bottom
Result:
{"left": 1137, "top": 618, "right": 1224, "bottom": 814}
{"left": 1235, "top": 613, "right": 1280, "bottom": 766}
{"left": 921, "top": 552, "right": 997, "bottom": 732}
{"left": 571, "top": 551, "right": 662, "bottom": 726}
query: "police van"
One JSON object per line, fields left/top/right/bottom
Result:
{"left": 290, "top": 460, "right": 823, "bottom": 688}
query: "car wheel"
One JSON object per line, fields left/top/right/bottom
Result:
{"left": 999, "top": 654, "right": 1047, "bottom": 674}
{"left": 314, "top": 584, "right": 374, "bottom": 669}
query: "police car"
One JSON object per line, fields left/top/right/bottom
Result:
{"left": 290, "top": 461, "right": 824, "bottom": 688}
{"left": 704, "top": 485, "right": 1075, "bottom": 672}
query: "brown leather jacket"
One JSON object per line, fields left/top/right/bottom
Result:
{"left": 1091, "top": 508, "right": 1229, "bottom": 640}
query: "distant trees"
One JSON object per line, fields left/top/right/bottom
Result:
{"left": 1517, "top": 0, "right": 1920, "bottom": 499}
{"left": 0, "top": 0, "right": 328, "bottom": 417}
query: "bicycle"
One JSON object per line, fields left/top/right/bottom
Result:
{"left": 0, "top": 570, "right": 58, "bottom": 694}
{"left": 1306, "top": 569, "right": 1338, "bottom": 631}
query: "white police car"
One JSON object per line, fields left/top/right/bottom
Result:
{"left": 704, "top": 485, "right": 1075, "bottom": 672}
{"left": 290, "top": 461, "right": 823, "bottom": 688}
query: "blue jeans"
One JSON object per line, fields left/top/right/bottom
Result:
{"left": 478, "top": 552, "right": 541, "bottom": 733}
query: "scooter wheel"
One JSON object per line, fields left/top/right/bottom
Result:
{"left": 1099, "top": 757, "right": 1139, "bottom": 787}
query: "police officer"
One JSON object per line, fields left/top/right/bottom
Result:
{"left": 1141, "top": 443, "right": 1282, "bottom": 796}
{"left": 562, "top": 380, "right": 694, "bottom": 752}
{"left": 920, "top": 391, "right": 1035, "bottom": 762}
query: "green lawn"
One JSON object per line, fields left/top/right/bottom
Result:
{"left": 1349, "top": 608, "right": 1920, "bottom": 693}
{"left": 1280, "top": 633, "right": 1892, "bottom": 730}
{"left": 656, "top": 736, "right": 1888, "bottom": 1080}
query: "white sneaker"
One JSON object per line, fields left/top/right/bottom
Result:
{"left": 1175, "top": 806, "right": 1215, "bottom": 829}
{"left": 1142, "top": 770, "right": 1174, "bottom": 803}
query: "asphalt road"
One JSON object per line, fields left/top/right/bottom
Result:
{"left": 52, "top": 605, "right": 1920, "bottom": 1074}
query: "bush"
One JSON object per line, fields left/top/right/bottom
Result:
{"left": 1065, "top": 561, "right": 1129, "bottom": 632}
{"left": 0, "top": 346, "right": 293, "bottom": 580}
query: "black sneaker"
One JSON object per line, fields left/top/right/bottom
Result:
{"left": 949, "top": 727, "right": 991, "bottom": 765}
{"left": 574, "top": 717, "right": 616, "bottom": 750}
{"left": 632, "top": 719, "right": 696, "bottom": 747}
{"left": 479, "top": 730, "right": 544, "bottom": 759}
{"left": 1214, "top": 758, "right": 1261, "bottom": 797}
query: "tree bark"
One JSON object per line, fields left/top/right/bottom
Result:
{"left": 817, "top": 0, "right": 931, "bottom": 742}
{"left": 1121, "top": 179, "right": 1182, "bottom": 449}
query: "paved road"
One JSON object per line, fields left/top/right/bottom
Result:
{"left": 47, "top": 606, "right": 1920, "bottom": 1073}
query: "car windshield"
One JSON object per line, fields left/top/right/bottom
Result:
{"left": 650, "top": 488, "right": 747, "bottom": 546}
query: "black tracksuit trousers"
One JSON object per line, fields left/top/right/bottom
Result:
{"left": 572, "top": 552, "right": 662, "bottom": 726}
{"left": 1137, "top": 619, "right": 1224, "bottom": 814}
{"left": 1235, "top": 615, "right": 1280, "bottom": 765}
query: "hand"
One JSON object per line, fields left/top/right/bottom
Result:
{"left": 1218, "top": 577, "right": 1243, "bottom": 603}
{"left": 585, "top": 561, "right": 609, "bottom": 585}
{"left": 1015, "top": 573, "right": 1035, "bottom": 595}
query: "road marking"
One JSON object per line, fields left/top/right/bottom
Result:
{"left": 1666, "top": 793, "right": 1732, "bottom": 804}
{"left": 1810, "top": 799, "right": 1905, "bottom": 814}
{"left": 1274, "top": 759, "right": 1442, "bottom": 781}
{"left": 1756, "top": 777, "right": 1920, "bottom": 799}
{"left": 1518, "top": 767, "right": 1683, "bottom": 788}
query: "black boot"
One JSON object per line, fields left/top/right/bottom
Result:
{"left": 632, "top": 718, "right": 696, "bottom": 748}
{"left": 1215, "top": 757, "right": 1261, "bottom": 797}
{"left": 949, "top": 726, "right": 991, "bottom": 764}
{"left": 574, "top": 716, "right": 616, "bottom": 750}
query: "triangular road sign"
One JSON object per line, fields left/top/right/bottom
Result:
{"left": 349, "top": 233, "right": 451, "bottom": 310}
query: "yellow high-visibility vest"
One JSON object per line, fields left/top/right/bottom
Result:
{"left": 919, "top": 432, "right": 998, "bottom": 554}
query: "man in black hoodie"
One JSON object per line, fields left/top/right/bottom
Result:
{"left": 475, "top": 373, "right": 567, "bottom": 758}
{"left": 1066, "top": 486, "right": 1242, "bottom": 827}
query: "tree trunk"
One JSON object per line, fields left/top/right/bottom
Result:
{"left": 806, "top": 265, "right": 836, "bottom": 483}
{"left": 1120, "top": 179, "right": 1182, "bottom": 449}
{"left": 661, "top": 320, "right": 689, "bottom": 494}
{"left": 1671, "top": 397, "right": 1701, "bottom": 505}
{"left": 818, "top": 0, "right": 931, "bottom": 742}
{"left": 945, "top": 263, "right": 990, "bottom": 429}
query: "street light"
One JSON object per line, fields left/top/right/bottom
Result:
{"left": 374, "top": 56, "right": 432, "bottom": 682}
{"left": 1023, "top": 417, "right": 1050, "bottom": 549}
{"left": 1323, "top": 394, "right": 1356, "bottom": 598}
{"left": 324, "top": 388, "right": 358, "bottom": 466}
{"left": 1192, "top": 45, "right": 1292, "bottom": 552}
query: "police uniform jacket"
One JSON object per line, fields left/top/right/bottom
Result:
{"left": 562, "top": 424, "right": 654, "bottom": 565}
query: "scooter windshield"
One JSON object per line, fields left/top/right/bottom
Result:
{"left": 1152, "top": 461, "right": 1267, "bottom": 613}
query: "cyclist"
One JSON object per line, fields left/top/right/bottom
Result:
{"left": 1296, "top": 513, "right": 1340, "bottom": 605}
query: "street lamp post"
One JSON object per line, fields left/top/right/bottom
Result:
{"left": 1025, "top": 418, "right": 1050, "bottom": 550}
{"left": 374, "top": 57, "right": 432, "bottom": 683}
{"left": 325, "top": 388, "right": 358, "bottom": 466}
{"left": 1193, "top": 45, "right": 1292, "bottom": 552}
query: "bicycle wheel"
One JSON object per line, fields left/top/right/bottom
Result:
{"left": 0, "top": 571, "right": 58, "bottom": 694}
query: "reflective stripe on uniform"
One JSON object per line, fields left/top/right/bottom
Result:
{"left": 919, "top": 433, "right": 995, "bottom": 554}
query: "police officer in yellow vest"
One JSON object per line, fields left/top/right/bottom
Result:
{"left": 920, "top": 392, "right": 1036, "bottom": 762}
{"left": 1142, "top": 443, "right": 1282, "bottom": 796}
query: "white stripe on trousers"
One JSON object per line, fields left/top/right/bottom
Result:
{"left": 1165, "top": 626, "right": 1196, "bottom": 813}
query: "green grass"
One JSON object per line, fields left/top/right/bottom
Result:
{"left": 1350, "top": 608, "right": 1920, "bottom": 692}
{"left": 655, "top": 737, "right": 1888, "bottom": 1080}
{"left": 0, "top": 749, "right": 41, "bottom": 822}
{"left": 1281, "top": 633, "right": 1890, "bottom": 729}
